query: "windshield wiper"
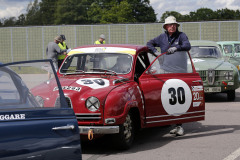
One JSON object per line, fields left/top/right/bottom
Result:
{"left": 196, "top": 55, "right": 218, "bottom": 58}
{"left": 90, "top": 68, "right": 117, "bottom": 76}
{"left": 61, "top": 69, "right": 85, "bottom": 75}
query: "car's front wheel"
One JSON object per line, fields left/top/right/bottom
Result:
{"left": 111, "top": 112, "right": 135, "bottom": 150}
{"left": 227, "top": 90, "right": 235, "bottom": 101}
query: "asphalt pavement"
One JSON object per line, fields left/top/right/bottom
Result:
{"left": 82, "top": 88, "right": 240, "bottom": 160}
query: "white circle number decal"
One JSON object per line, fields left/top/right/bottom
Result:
{"left": 161, "top": 79, "right": 192, "bottom": 115}
{"left": 76, "top": 78, "right": 109, "bottom": 89}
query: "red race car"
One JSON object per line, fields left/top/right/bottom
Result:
{"left": 32, "top": 44, "right": 205, "bottom": 149}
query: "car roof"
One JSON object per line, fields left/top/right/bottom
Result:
{"left": 73, "top": 44, "right": 147, "bottom": 51}
{"left": 68, "top": 44, "right": 148, "bottom": 56}
{"left": 190, "top": 40, "right": 219, "bottom": 47}
{"left": 217, "top": 41, "right": 240, "bottom": 45}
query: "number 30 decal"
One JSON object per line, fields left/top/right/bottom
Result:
{"left": 168, "top": 87, "right": 185, "bottom": 105}
{"left": 76, "top": 78, "right": 109, "bottom": 89}
{"left": 161, "top": 79, "right": 192, "bottom": 115}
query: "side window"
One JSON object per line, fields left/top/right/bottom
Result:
{"left": 0, "top": 61, "right": 68, "bottom": 109}
{"left": 0, "top": 71, "right": 20, "bottom": 105}
{"left": 146, "top": 51, "right": 193, "bottom": 74}
{"left": 223, "top": 45, "right": 232, "bottom": 54}
{"left": 234, "top": 44, "right": 240, "bottom": 53}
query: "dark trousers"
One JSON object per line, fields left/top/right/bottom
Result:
{"left": 58, "top": 59, "right": 64, "bottom": 68}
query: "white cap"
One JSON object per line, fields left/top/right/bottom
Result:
{"left": 163, "top": 16, "right": 180, "bottom": 29}
{"left": 100, "top": 34, "right": 105, "bottom": 39}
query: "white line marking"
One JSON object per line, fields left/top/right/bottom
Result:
{"left": 223, "top": 147, "right": 240, "bottom": 160}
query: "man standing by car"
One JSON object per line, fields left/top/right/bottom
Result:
{"left": 94, "top": 34, "right": 106, "bottom": 44}
{"left": 146, "top": 15, "right": 191, "bottom": 136}
{"left": 46, "top": 36, "right": 67, "bottom": 78}
{"left": 58, "top": 34, "right": 69, "bottom": 68}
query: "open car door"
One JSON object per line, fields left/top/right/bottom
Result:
{"left": 0, "top": 60, "right": 82, "bottom": 160}
{"left": 138, "top": 51, "right": 205, "bottom": 128}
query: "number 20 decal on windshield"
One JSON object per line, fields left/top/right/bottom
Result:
{"left": 76, "top": 78, "right": 110, "bottom": 89}
{"left": 161, "top": 79, "right": 192, "bottom": 115}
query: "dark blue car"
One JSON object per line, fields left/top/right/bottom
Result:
{"left": 0, "top": 60, "right": 82, "bottom": 160}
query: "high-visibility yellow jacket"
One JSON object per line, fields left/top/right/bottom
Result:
{"left": 58, "top": 41, "right": 67, "bottom": 60}
{"left": 94, "top": 40, "right": 106, "bottom": 44}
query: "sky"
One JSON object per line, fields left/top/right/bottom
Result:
{"left": 0, "top": 0, "right": 239, "bottom": 21}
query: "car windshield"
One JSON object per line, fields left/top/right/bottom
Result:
{"left": 0, "top": 60, "right": 67, "bottom": 109}
{"left": 60, "top": 53, "right": 133, "bottom": 75}
{"left": 190, "top": 46, "right": 222, "bottom": 58}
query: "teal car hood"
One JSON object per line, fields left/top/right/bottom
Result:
{"left": 192, "top": 58, "right": 236, "bottom": 71}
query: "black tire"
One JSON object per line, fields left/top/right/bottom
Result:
{"left": 227, "top": 90, "right": 235, "bottom": 101}
{"left": 111, "top": 112, "right": 135, "bottom": 150}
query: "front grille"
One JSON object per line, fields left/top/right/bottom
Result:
{"left": 198, "top": 70, "right": 232, "bottom": 85}
{"left": 207, "top": 69, "right": 215, "bottom": 85}
{"left": 75, "top": 113, "right": 101, "bottom": 120}
{"left": 55, "top": 96, "right": 72, "bottom": 108}
{"left": 198, "top": 70, "right": 207, "bottom": 81}
{"left": 215, "top": 70, "right": 220, "bottom": 81}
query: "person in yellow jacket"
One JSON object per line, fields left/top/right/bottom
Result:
{"left": 94, "top": 34, "right": 106, "bottom": 44}
{"left": 58, "top": 34, "right": 68, "bottom": 68}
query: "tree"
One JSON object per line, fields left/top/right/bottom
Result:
{"left": 24, "top": 0, "right": 41, "bottom": 25}
{"left": 100, "top": 0, "right": 136, "bottom": 23}
{"left": 235, "top": 10, "right": 240, "bottom": 19}
{"left": 216, "top": 8, "right": 237, "bottom": 20}
{"left": 54, "top": 0, "right": 90, "bottom": 24}
{"left": 194, "top": 8, "right": 216, "bottom": 21}
{"left": 39, "top": 0, "right": 58, "bottom": 25}
{"left": 15, "top": 14, "right": 26, "bottom": 26}
{"left": 161, "top": 11, "right": 182, "bottom": 22}
{"left": 3, "top": 17, "right": 16, "bottom": 26}
{"left": 87, "top": 1, "right": 103, "bottom": 23}
{"left": 160, "top": 7, "right": 240, "bottom": 22}
{"left": 127, "top": 0, "right": 156, "bottom": 22}
{"left": 87, "top": 0, "right": 156, "bottom": 23}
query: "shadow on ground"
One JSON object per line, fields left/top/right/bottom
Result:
{"left": 81, "top": 121, "right": 240, "bottom": 157}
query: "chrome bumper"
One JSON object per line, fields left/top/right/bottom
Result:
{"left": 79, "top": 126, "right": 119, "bottom": 134}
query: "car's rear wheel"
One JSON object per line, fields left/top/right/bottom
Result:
{"left": 227, "top": 90, "right": 235, "bottom": 101}
{"left": 111, "top": 112, "right": 135, "bottom": 150}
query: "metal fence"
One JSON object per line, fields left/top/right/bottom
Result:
{"left": 0, "top": 21, "right": 240, "bottom": 63}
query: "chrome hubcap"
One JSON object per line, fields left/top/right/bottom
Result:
{"left": 123, "top": 114, "right": 132, "bottom": 141}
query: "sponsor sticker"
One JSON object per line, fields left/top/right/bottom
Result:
{"left": 0, "top": 114, "right": 25, "bottom": 120}
{"left": 53, "top": 86, "right": 81, "bottom": 92}
{"left": 192, "top": 86, "right": 203, "bottom": 91}
{"left": 193, "top": 91, "right": 204, "bottom": 101}
{"left": 193, "top": 101, "right": 201, "bottom": 107}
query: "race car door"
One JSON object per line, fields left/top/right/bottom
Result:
{"left": 0, "top": 60, "right": 82, "bottom": 160}
{"left": 138, "top": 52, "right": 205, "bottom": 128}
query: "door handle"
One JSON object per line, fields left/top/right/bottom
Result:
{"left": 52, "top": 124, "right": 75, "bottom": 130}
{"left": 192, "top": 80, "right": 202, "bottom": 83}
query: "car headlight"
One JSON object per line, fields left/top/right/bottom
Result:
{"left": 85, "top": 96, "right": 100, "bottom": 112}
{"left": 224, "top": 71, "right": 233, "bottom": 80}
{"left": 35, "top": 96, "right": 44, "bottom": 107}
